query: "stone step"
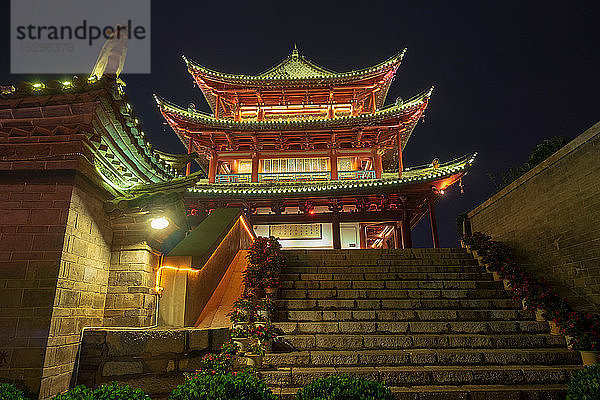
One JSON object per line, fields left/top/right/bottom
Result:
{"left": 283, "top": 248, "right": 469, "bottom": 259}
{"left": 272, "top": 384, "right": 568, "bottom": 400}
{"left": 274, "top": 309, "right": 535, "bottom": 322}
{"left": 284, "top": 264, "right": 480, "bottom": 274}
{"left": 276, "top": 298, "right": 524, "bottom": 310}
{"left": 262, "top": 349, "right": 581, "bottom": 368}
{"left": 280, "top": 279, "right": 501, "bottom": 290}
{"left": 258, "top": 365, "right": 580, "bottom": 388}
{"left": 279, "top": 288, "right": 510, "bottom": 300}
{"left": 273, "top": 321, "right": 550, "bottom": 335}
{"left": 280, "top": 272, "right": 493, "bottom": 281}
{"left": 285, "top": 259, "right": 479, "bottom": 267}
{"left": 276, "top": 333, "right": 567, "bottom": 351}
{"left": 263, "top": 249, "right": 581, "bottom": 399}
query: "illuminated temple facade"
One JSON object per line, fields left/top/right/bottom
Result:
{"left": 153, "top": 47, "right": 475, "bottom": 248}
{"left": 0, "top": 47, "right": 475, "bottom": 397}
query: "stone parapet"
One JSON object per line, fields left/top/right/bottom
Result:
{"left": 76, "top": 328, "right": 229, "bottom": 398}
{"left": 468, "top": 121, "right": 600, "bottom": 311}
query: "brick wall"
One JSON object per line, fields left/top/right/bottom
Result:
{"left": 468, "top": 121, "right": 600, "bottom": 311}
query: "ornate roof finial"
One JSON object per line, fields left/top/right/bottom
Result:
{"left": 292, "top": 44, "right": 299, "bottom": 58}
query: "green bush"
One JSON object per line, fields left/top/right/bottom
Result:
{"left": 169, "top": 372, "right": 277, "bottom": 400}
{"left": 0, "top": 383, "right": 29, "bottom": 400}
{"left": 296, "top": 375, "right": 395, "bottom": 400}
{"left": 567, "top": 364, "right": 600, "bottom": 400}
{"left": 52, "top": 383, "right": 149, "bottom": 400}
{"left": 52, "top": 385, "right": 94, "bottom": 400}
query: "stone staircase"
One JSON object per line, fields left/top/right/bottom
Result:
{"left": 258, "top": 249, "right": 582, "bottom": 399}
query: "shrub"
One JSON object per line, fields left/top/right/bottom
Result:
{"left": 53, "top": 383, "right": 150, "bottom": 400}
{"left": 296, "top": 375, "right": 395, "bottom": 400}
{"left": 52, "top": 385, "right": 94, "bottom": 400}
{"left": 0, "top": 383, "right": 29, "bottom": 400}
{"left": 244, "top": 236, "right": 284, "bottom": 290}
{"left": 465, "top": 231, "right": 600, "bottom": 351}
{"left": 169, "top": 372, "right": 277, "bottom": 400}
{"left": 567, "top": 364, "right": 600, "bottom": 400}
{"left": 197, "top": 351, "right": 235, "bottom": 375}
{"left": 93, "top": 383, "right": 150, "bottom": 400}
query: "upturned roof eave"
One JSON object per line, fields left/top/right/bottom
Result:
{"left": 154, "top": 86, "right": 432, "bottom": 133}
{"left": 183, "top": 49, "right": 406, "bottom": 85}
{"left": 115, "top": 153, "right": 476, "bottom": 206}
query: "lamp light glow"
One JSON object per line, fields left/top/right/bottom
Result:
{"left": 150, "top": 217, "right": 169, "bottom": 230}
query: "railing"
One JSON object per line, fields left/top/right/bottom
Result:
{"left": 215, "top": 174, "right": 252, "bottom": 183}
{"left": 338, "top": 170, "right": 376, "bottom": 180}
{"left": 216, "top": 170, "right": 379, "bottom": 183}
{"left": 259, "top": 171, "right": 331, "bottom": 182}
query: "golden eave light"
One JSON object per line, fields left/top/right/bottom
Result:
{"left": 150, "top": 217, "right": 170, "bottom": 230}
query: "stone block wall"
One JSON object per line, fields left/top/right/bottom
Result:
{"left": 106, "top": 213, "right": 162, "bottom": 328}
{"left": 0, "top": 172, "right": 75, "bottom": 396}
{"left": 38, "top": 178, "right": 113, "bottom": 398}
{"left": 105, "top": 242, "right": 160, "bottom": 328}
{"left": 468, "top": 121, "right": 600, "bottom": 311}
{"left": 0, "top": 169, "right": 162, "bottom": 398}
{"left": 76, "top": 328, "right": 229, "bottom": 398}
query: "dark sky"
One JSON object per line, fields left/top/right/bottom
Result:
{"left": 2, "top": 1, "right": 599, "bottom": 247}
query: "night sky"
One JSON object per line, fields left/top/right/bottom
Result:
{"left": 2, "top": 1, "right": 599, "bottom": 247}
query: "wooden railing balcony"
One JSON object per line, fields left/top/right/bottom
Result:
{"left": 215, "top": 173, "right": 252, "bottom": 183}
{"left": 258, "top": 171, "right": 331, "bottom": 182}
{"left": 215, "top": 170, "right": 377, "bottom": 183}
{"left": 338, "top": 170, "right": 376, "bottom": 180}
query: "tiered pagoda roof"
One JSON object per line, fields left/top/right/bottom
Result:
{"left": 155, "top": 88, "right": 431, "bottom": 151}
{"left": 106, "top": 153, "right": 477, "bottom": 230}
{"left": 184, "top": 47, "right": 406, "bottom": 116}
{"left": 157, "top": 48, "right": 430, "bottom": 154}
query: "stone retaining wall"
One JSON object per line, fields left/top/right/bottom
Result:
{"left": 468, "top": 121, "right": 600, "bottom": 311}
{"left": 76, "top": 328, "right": 229, "bottom": 398}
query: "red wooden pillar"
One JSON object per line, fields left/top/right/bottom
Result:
{"left": 401, "top": 210, "right": 412, "bottom": 248}
{"left": 359, "top": 223, "right": 367, "bottom": 249}
{"left": 251, "top": 152, "right": 259, "bottom": 183}
{"left": 332, "top": 214, "right": 341, "bottom": 249}
{"left": 394, "top": 222, "right": 402, "bottom": 249}
{"left": 208, "top": 152, "right": 217, "bottom": 183}
{"left": 373, "top": 149, "right": 383, "bottom": 179}
{"left": 429, "top": 198, "right": 440, "bottom": 248}
{"left": 329, "top": 150, "right": 338, "bottom": 180}
{"left": 186, "top": 137, "right": 193, "bottom": 176}
{"left": 397, "top": 130, "right": 404, "bottom": 178}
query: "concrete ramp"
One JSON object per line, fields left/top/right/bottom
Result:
{"left": 194, "top": 250, "right": 248, "bottom": 329}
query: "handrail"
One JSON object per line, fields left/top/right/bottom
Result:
{"left": 259, "top": 171, "right": 331, "bottom": 182}
{"left": 215, "top": 173, "right": 251, "bottom": 183}
{"left": 338, "top": 170, "right": 376, "bottom": 180}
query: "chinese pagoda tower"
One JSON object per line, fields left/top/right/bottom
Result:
{"left": 155, "top": 47, "right": 476, "bottom": 248}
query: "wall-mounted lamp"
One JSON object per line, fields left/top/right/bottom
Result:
{"left": 150, "top": 217, "right": 170, "bottom": 230}
{"left": 431, "top": 186, "right": 446, "bottom": 195}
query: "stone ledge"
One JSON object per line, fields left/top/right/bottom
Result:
{"left": 76, "top": 327, "right": 229, "bottom": 388}
{"left": 469, "top": 120, "right": 600, "bottom": 219}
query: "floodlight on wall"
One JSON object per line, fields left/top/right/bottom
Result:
{"left": 150, "top": 217, "right": 170, "bottom": 230}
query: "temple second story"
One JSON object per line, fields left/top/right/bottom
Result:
{"left": 156, "top": 47, "right": 432, "bottom": 183}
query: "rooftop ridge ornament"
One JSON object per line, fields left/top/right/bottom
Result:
{"left": 89, "top": 23, "right": 128, "bottom": 83}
